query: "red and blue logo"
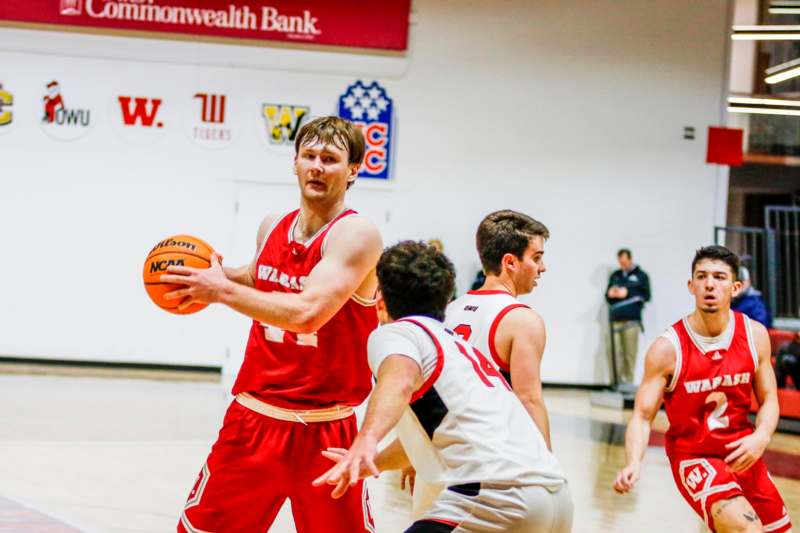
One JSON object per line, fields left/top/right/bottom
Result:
{"left": 338, "top": 80, "right": 393, "bottom": 180}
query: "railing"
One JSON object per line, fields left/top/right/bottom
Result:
{"left": 765, "top": 206, "right": 800, "bottom": 319}
{"left": 715, "top": 225, "right": 773, "bottom": 309}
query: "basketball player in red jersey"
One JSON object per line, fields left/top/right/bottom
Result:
{"left": 161, "top": 116, "right": 382, "bottom": 532}
{"left": 614, "top": 246, "right": 791, "bottom": 533}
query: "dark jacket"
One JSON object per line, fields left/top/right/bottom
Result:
{"left": 732, "top": 286, "right": 773, "bottom": 329}
{"left": 606, "top": 265, "right": 650, "bottom": 322}
{"left": 776, "top": 340, "right": 800, "bottom": 389}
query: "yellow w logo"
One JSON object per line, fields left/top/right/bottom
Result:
{"left": 262, "top": 104, "right": 309, "bottom": 144}
{"left": 0, "top": 86, "right": 13, "bottom": 127}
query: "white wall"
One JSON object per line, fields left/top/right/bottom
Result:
{"left": 0, "top": 0, "right": 731, "bottom": 384}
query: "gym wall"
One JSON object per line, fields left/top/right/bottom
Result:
{"left": 0, "top": 0, "right": 731, "bottom": 384}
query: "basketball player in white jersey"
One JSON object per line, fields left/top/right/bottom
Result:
{"left": 404, "top": 210, "right": 555, "bottom": 517}
{"left": 313, "top": 241, "right": 573, "bottom": 533}
{"left": 447, "top": 210, "right": 552, "bottom": 446}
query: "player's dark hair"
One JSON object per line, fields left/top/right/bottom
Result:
{"left": 617, "top": 248, "right": 632, "bottom": 259}
{"left": 692, "top": 245, "right": 740, "bottom": 280}
{"left": 294, "top": 116, "right": 366, "bottom": 166}
{"left": 377, "top": 241, "right": 456, "bottom": 321}
{"left": 476, "top": 210, "right": 549, "bottom": 276}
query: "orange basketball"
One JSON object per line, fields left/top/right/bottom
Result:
{"left": 142, "top": 234, "right": 214, "bottom": 315}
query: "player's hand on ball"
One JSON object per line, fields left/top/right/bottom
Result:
{"left": 312, "top": 434, "right": 380, "bottom": 499}
{"left": 613, "top": 463, "right": 640, "bottom": 494}
{"left": 724, "top": 430, "right": 769, "bottom": 473}
{"left": 161, "top": 253, "right": 231, "bottom": 310}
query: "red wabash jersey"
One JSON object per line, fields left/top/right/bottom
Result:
{"left": 663, "top": 312, "right": 759, "bottom": 458}
{"left": 232, "top": 208, "right": 377, "bottom": 409}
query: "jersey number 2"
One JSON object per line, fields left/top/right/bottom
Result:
{"left": 705, "top": 391, "right": 730, "bottom": 431}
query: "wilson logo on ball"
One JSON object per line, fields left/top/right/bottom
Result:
{"left": 149, "top": 238, "right": 198, "bottom": 253}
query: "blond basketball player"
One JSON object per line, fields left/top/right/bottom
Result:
{"left": 314, "top": 241, "right": 572, "bottom": 533}
{"left": 161, "top": 116, "right": 382, "bottom": 533}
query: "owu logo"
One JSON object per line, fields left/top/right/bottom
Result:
{"left": 338, "top": 81, "right": 394, "bottom": 180}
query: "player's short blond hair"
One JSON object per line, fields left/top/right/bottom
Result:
{"left": 294, "top": 116, "right": 366, "bottom": 166}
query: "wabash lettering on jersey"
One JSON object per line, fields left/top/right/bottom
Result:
{"left": 662, "top": 312, "right": 759, "bottom": 458}
{"left": 232, "top": 208, "right": 377, "bottom": 409}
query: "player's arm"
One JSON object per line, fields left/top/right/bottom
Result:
{"left": 724, "top": 321, "right": 779, "bottom": 472}
{"left": 313, "top": 354, "right": 422, "bottom": 498}
{"left": 613, "top": 337, "right": 674, "bottom": 494}
{"left": 499, "top": 307, "right": 552, "bottom": 449}
{"left": 162, "top": 216, "right": 382, "bottom": 333}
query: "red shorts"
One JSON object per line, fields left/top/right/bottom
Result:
{"left": 178, "top": 399, "right": 375, "bottom": 533}
{"left": 669, "top": 455, "right": 791, "bottom": 532}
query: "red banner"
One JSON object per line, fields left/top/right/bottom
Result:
{"left": 0, "top": 0, "right": 410, "bottom": 51}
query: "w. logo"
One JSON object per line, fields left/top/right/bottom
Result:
{"left": 118, "top": 96, "right": 164, "bottom": 128}
{"left": 262, "top": 104, "right": 309, "bottom": 144}
{"left": 60, "top": 0, "right": 83, "bottom": 15}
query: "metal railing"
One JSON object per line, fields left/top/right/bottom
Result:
{"left": 766, "top": 206, "right": 800, "bottom": 319}
{"left": 714, "top": 225, "right": 772, "bottom": 308}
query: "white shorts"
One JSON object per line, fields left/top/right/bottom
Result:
{"left": 418, "top": 482, "right": 573, "bottom": 533}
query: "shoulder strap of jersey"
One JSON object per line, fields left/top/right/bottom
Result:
{"left": 256, "top": 210, "right": 298, "bottom": 258}
{"left": 737, "top": 312, "right": 760, "bottom": 372}
{"left": 320, "top": 208, "right": 359, "bottom": 255}
{"left": 487, "top": 303, "right": 530, "bottom": 372}
{"left": 397, "top": 318, "right": 446, "bottom": 403}
{"left": 662, "top": 325, "right": 684, "bottom": 392}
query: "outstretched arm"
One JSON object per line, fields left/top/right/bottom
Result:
{"left": 161, "top": 215, "right": 382, "bottom": 333}
{"left": 614, "top": 337, "right": 674, "bottom": 494}
{"left": 499, "top": 307, "right": 552, "bottom": 449}
{"left": 724, "top": 321, "right": 778, "bottom": 472}
{"left": 312, "top": 354, "right": 422, "bottom": 498}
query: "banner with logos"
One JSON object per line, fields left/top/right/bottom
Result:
{"left": 0, "top": 0, "right": 410, "bottom": 51}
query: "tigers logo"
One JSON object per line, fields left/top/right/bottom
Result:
{"left": 40, "top": 80, "right": 93, "bottom": 141}
{"left": 191, "top": 93, "right": 232, "bottom": 149}
{"left": 0, "top": 84, "right": 13, "bottom": 130}
{"left": 262, "top": 103, "right": 309, "bottom": 145}
{"left": 338, "top": 80, "right": 394, "bottom": 180}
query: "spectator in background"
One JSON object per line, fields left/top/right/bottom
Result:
{"left": 775, "top": 331, "right": 800, "bottom": 390}
{"left": 606, "top": 249, "right": 650, "bottom": 385}
{"left": 732, "top": 266, "right": 773, "bottom": 329}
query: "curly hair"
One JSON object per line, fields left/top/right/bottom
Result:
{"left": 377, "top": 241, "right": 456, "bottom": 321}
{"left": 476, "top": 210, "right": 549, "bottom": 276}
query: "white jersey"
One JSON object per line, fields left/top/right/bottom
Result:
{"left": 367, "top": 315, "right": 566, "bottom": 488}
{"left": 445, "top": 290, "right": 529, "bottom": 384}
